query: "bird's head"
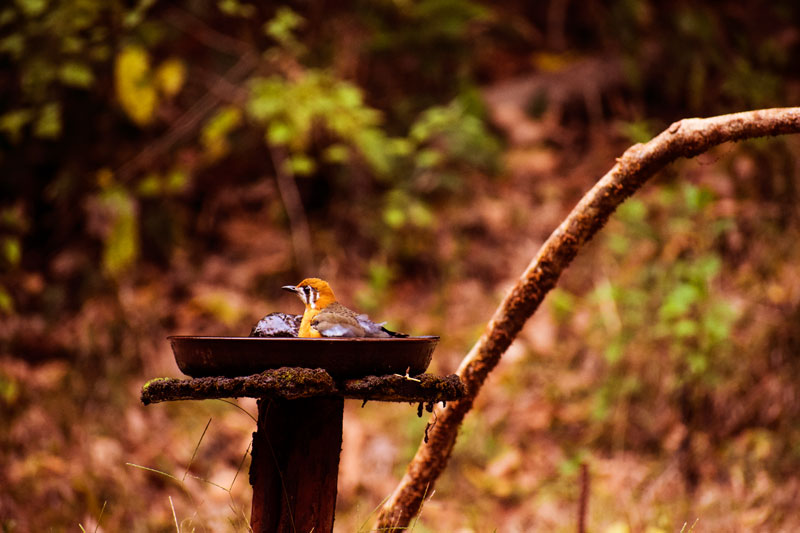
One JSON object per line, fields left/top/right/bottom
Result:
{"left": 282, "top": 278, "right": 337, "bottom": 310}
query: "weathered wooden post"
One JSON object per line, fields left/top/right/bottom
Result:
{"left": 141, "top": 336, "right": 464, "bottom": 533}
{"left": 249, "top": 396, "right": 344, "bottom": 532}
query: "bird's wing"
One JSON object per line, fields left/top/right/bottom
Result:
{"left": 312, "top": 303, "right": 405, "bottom": 338}
{"left": 312, "top": 307, "right": 366, "bottom": 337}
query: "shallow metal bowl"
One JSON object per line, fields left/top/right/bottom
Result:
{"left": 169, "top": 336, "right": 439, "bottom": 378}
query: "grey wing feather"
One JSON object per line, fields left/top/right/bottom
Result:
{"left": 312, "top": 303, "right": 405, "bottom": 338}
{"left": 313, "top": 307, "right": 366, "bottom": 337}
{"left": 356, "top": 314, "right": 391, "bottom": 338}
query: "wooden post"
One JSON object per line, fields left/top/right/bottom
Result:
{"left": 140, "top": 369, "right": 466, "bottom": 531}
{"left": 249, "top": 396, "right": 344, "bottom": 533}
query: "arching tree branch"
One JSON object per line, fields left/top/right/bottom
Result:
{"left": 376, "top": 107, "right": 800, "bottom": 530}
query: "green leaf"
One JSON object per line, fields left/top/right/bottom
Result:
{"left": 2, "top": 237, "right": 21, "bottom": 266}
{"left": 0, "top": 34, "right": 24, "bottom": 58}
{"left": 687, "top": 352, "right": 709, "bottom": 375}
{"left": 389, "top": 137, "right": 414, "bottom": 156}
{"left": 548, "top": 288, "right": 576, "bottom": 323}
{"left": 0, "top": 8, "right": 17, "bottom": 26}
{"left": 155, "top": 58, "right": 186, "bottom": 97}
{"left": 98, "top": 186, "right": 139, "bottom": 278}
{"left": 246, "top": 77, "right": 286, "bottom": 120}
{"left": 618, "top": 119, "right": 655, "bottom": 144}
{"left": 335, "top": 84, "right": 362, "bottom": 109}
{"left": 607, "top": 233, "right": 630, "bottom": 255}
{"left": 684, "top": 185, "right": 715, "bottom": 212}
{"left": 408, "top": 202, "right": 434, "bottom": 227}
{"left": 115, "top": 45, "right": 157, "bottom": 126}
{"left": 15, "top": 0, "right": 48, "bottom": 17}
{"left": 383, "top": 207, "right": 405, "bottom": 229}
{"left": 123, "top": 0, "right": 158, "bottom": 28}
{"left": 201, "top": 106, "right": 242, "bottom": 159}
{"left": 416, "top": 148, "right": 441, "bottom": 169}
{"left": 218, "top": 0, "right": 256, "bottom": 18}
{"left": 0, "top": 372, "right": 19, "bottom": 403}
{"left": 617, "top": 199, "right": 647, "bottom": 223}
{"left": 659, "top": 283, "right": 700, "bottom": 319}
{"left": 164, "top": 168, "right": 188, "bottom": 193}
{"left": 674, "top": 318, "right": 698, "bottom": 338}
{"left": 695, "top": 255, "right": 721, "bottom": 281}
{"left": 0, "top": 286, "right": 13, "bottom": 314}
{"left": 287, "top": 153, "right": 315, "bottom": 176}
{"left": 263, "top": 6, "right": 304, "bottom": 45}
{"left": 0, "top": 109, "right": 33, "bottom": 142}
{"left": 137, "top": 173, "right": 161, "bottom": 197}
{"left": 323, "top": 144, "right": 349, "bottom": 164}
{"left": 604, "top": 339, "right": 625, "bottom": 363}
{"left": 60, "top": 36, "right": 84, "bottom": 55}
{"left": 266, "top": 121, "right": 293, "bottom": 145}
{"left": 34, "top": 102, "right": 61, "bottom": 139}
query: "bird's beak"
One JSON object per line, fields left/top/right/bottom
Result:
{"left": 282, "top": 285, "right": 299, "bottom": 294}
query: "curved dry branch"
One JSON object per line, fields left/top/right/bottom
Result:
{"left": 376, "top": 107, "right": 800, "bottom": 530}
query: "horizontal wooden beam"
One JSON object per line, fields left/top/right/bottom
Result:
{"left": 141, "top": 367, "right": 465, "bottom": 405}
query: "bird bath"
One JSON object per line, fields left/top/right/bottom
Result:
{"left": 141, "top": 337, "right": 464, "bottom": 533}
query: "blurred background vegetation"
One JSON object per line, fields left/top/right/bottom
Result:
{"left": 1, "top": 0, "right": 800, "bottom": 531}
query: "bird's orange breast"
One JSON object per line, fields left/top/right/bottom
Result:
{"left": 299, "top": 308, "right": 322, "bottom": 337}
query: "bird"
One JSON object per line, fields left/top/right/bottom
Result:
{"left": 282, "top": 278, "right": 407, "bottom": 338}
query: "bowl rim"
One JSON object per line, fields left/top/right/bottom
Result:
{"left": 168, "top": 335, "right": 440, "bottom": 341}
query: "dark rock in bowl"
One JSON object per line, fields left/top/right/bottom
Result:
{"left": 169, "top": 336, "right": 439, "bottom": 379}
{"left": 250, "top": 312, "right": 301, "bottom": 337}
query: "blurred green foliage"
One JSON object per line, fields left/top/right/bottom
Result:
{"left": 0, "top": 0, "right": 501, "bottom": 318}
{"left": 2, "top": 0, "right": 797, "bottom": 316}
{"left": 547, "top": 172, "right": 800, "bottom": 457}
{"left": 591, "top": 184, "right": 737, "bottom": 424}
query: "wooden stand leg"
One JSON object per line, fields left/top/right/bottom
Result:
{"left": 249, "top": 396, "right": 344, "bottom": 533}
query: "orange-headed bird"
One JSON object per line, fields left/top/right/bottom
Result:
{"left": 282, "top": 278, "right": 406, "bottom": 338}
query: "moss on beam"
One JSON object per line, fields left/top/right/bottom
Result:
{"left": 340, "top": 373, "right": 465, "bottom": 403}
{"left": 140, "top": 368, "right": 465, "bottom": 405}
{"left": 140, "top": 367, "right": 336, "bottom": 405}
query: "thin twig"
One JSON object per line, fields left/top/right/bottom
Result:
{"left": 183, "top": 418, "right": 212, "bottom": 481}
{"left": 577, "top": 462, "right": 589, "bottom": 533}
{"left": 163, "top": 7, "right": 251, "bottom": 56}
{"left": 170, "top": 495, "right": 180, "bottom": 532}
{"left": 269, "top": 144, "right": 315, "bottom": 273}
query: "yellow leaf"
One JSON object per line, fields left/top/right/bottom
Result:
{"left": 0, "top": 286, "right": 13, "bottom": 314}
{"left": 155, "top": 58, "right": 186, "bottom": 98}
{"left": 201, "top": 106, "right": 242, "bottom": 160}
{"left": 34, "top": 102, "right": 61, "bottom": 139}
{"left": 531, "top": 51, "right": 580, "bottom": 72}
{"left": 604, "top": 522, "right": 630, "bottom": 533}
{"left": 98, "top": 186, "right": 139, "bottom": 277}
{"left": 16, "top": 0, "right": 47, "bottom": 17}
{"left": 115, "top": 45, "right": 157, "bottom": 126}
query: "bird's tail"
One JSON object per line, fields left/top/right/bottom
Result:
{"left": 380, "top": 326, "right": 408, "bottom": 338}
